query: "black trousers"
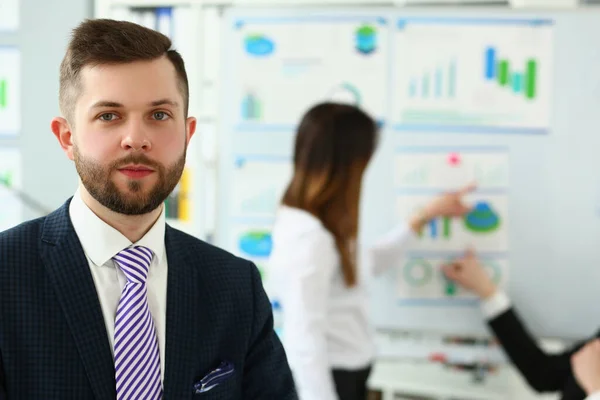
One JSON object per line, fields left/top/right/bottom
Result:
{"left": 331, "top": 365, "right": 372, "bottom": 400}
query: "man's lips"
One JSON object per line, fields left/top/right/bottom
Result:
{"left": 118, "top": 165, "right": 154, "bottom": 178}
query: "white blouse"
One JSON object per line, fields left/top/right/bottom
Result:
{"left": 269, "top": 205, "right": 415, "bottom": 400}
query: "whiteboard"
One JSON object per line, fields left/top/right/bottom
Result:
{"left": 218, "top": 7, "right": 600, "bottom": 340}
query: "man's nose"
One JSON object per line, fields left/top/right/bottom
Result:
{"left": 121, "top": 120, "right": 151, "bottom": 151}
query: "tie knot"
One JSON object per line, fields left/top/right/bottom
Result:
{"left": 113, "top": 246, "right": 154, "bottom": 284}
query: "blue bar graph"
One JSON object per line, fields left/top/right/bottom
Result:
{"left": 482, "top": 46, "right": 538, "bottom": 100}
{"left": 485, "top": 47, "right": 496, "bottom": 80}
{"left": 417, "top": 217, "right": 452, "bottom": 239}
{"left": 408, "top": 59, "right": 457, "bottom": 99}
{"left": 435, "top": 68, "right": 443, "bottom": 98}
{"left": 428, "top": 219, "right": 437, "bottom": 238}
{"left": 512, "top": 73, "right": 522, "bottom": 93}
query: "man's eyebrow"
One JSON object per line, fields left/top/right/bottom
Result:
{"left": 90, "top": 101, "right": 123, "bottom": 109}
{"left": 150, "top": 99, "right": 179, "bottom": 107}
{"left": 89, "top": 99, "right": 180, "bottom": 109}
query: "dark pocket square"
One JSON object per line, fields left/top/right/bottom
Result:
{"left": 194, "top": 361, "right": 235, "bottom": 394}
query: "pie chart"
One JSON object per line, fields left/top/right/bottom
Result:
{"left": 403, "top": 259, "right": 433, "bottom": 287}
{"left": 239, "top": 231, "right": 272, "bottom": 257}
{"left": 464, "top": 201, "right": 500, "bottom": 233}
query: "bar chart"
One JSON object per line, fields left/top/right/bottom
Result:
{"left": 396, "top": 194, "right": 509, "bottom": 253}
{"left": 420, "top": 217, "right": 453, "bottom": 239}
{"left": 393, "top": 18, "right": 553, "bottom": 133}
{"left": 241, "top": 90, "right": 262, "bottom": 121}
{"left": 408, "top": 59, "right": 456, "bottom": 99}
{"left": 484, "top": 46, "right": 537, "bottom": 100}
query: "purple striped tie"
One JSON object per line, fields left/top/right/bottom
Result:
{"left": 112, "top": 246, "right": 163, "bottom": 400}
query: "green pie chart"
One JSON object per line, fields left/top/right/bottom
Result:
{"left": 403, "top": 259, "right": 433, "bottom": 287}
{"left": 464, "top": 201, "right": 500, "bottom": 233}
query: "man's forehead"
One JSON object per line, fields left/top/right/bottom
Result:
{"left": 80, "top": 57, "right": 176, "bottom": 80}
{"left": 78, "top": 61, "right": 182, "bottom": 106}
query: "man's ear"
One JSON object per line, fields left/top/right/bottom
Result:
{"left": 51, "top": 117, "right": 75, "bottom": 160}
{"left": 185, "top": 116, "right": 197, "bottom": 145}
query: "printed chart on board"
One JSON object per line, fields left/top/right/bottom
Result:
{"left": 0, "top": 47, "right": 20, "bottom": 137}
{"left": 394, "top": 147, "right": 510, "bottom": 302}
{"left": 0, "top": 148, "right": 22, "bottom": 232}
{"left": 231, "top": 156, "right": 293, "bottom": 219}
{"left": 229, "top": 155, "right": 293, "bottom": 297}
{"left": 392, "top": 17, "right": 553, "bottom": 134}
{"left": 229, "top": 15, "right": 388, "bottom": 130}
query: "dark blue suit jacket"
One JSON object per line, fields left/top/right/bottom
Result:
{"left": 0, "top": 199, "right": 297, "bottom": 399}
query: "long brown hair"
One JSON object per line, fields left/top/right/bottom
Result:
{"left": 282, "top": 102, "right": 379, "bottom": 287}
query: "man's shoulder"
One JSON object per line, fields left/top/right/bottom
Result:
{"left": 0, "top": 216, "right": 46, "bottom": 250}
{"left": 0, "top": 198, "right": 71, "bottom": 250}
{"left": 0, "top": 217, "right": 48, "bottom": 280}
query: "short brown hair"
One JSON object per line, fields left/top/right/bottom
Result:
{"left": 59, "top": 18, "right": 189, "bottom": 121}
{"left": 282, "top": 103, "right": 379, "bottom": 287}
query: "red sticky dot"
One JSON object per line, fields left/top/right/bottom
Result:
{"left": 448, "top": 153, "right": 461, "bottom": 166}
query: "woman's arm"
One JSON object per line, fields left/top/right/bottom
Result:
{"left": 368, "top": 183, "right": 475, "bottom": 276}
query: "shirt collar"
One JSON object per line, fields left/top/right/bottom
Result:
{"left": 69, "top": 187, "right": 166, "bottom": 267}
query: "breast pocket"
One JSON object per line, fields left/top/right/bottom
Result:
{"left": 192, "top": 361, "right": 240, "bottom": 400}
{"left": 193, "top": 378, "right": 240, "bottom": 399}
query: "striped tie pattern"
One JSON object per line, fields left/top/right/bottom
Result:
{"left": 113, "top": 246, "right": 163, "bottom": 400}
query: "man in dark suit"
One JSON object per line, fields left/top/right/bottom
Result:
{"left": 0, "top": 18, "right": 297, "bottom": 399}
{"left": 443, "top": 250, "right": 600, "bottom": 400}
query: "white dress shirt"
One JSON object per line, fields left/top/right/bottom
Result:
{"left": 481, "top": 292, "right": 600, "bottom": 400}
{"left": 69, "top": 188, "right": 168, "bottom": 382}
{"left": 269, "top": 205, "right": 415, "bottom": 400}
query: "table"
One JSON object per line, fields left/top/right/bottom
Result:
{"left": 367, "top": 359, "right": 559, "bottom": 400}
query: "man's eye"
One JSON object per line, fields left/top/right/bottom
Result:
{"left": 99, "top": 113, "right": 118, "bottom": 121}
{"left": 153, "top": 112, "right": 170, "bottom": 121}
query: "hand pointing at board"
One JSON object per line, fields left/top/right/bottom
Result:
{"left": 409, "top": 183, "right": 477, "bottom": 234}
{"left": 442, "top": 250, "right": 600, "bottom": 400}
{"left": 442, "top": 249, "right": 497, "bottom": 300}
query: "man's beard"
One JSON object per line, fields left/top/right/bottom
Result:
{"left": 73, "top": 146, "right": 186, "bottom": 215}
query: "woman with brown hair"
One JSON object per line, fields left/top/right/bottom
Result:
{"left": 269, "top": 102, "right": 475, "bottom": 400}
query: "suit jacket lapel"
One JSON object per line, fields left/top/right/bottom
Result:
{"left": 162, "top": 226, "right": 219, "bottom": 399}
{"left": 41, "top": 201, "right": 116, "bottom": 400}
